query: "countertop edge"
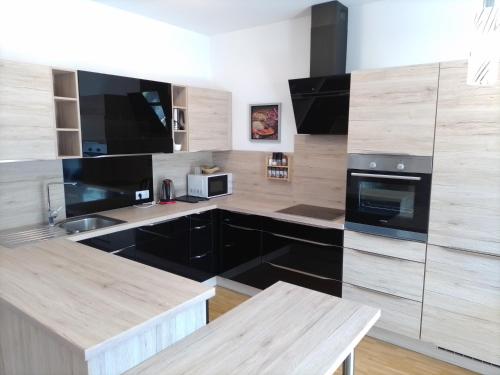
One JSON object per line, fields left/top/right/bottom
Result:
{"left": 84, "top": 287, "right": 216, "bottom": 360}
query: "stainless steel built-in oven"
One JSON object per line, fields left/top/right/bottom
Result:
{"left": 345, "top": 154, "right": 432, "bottom": 242}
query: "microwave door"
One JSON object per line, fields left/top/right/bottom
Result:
{"left": 208, "top": 175, "right": 228, "bottom": 197}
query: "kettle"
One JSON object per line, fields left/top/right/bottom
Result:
{"left": 159, "top": 179, "right": 176, "bottom": 204}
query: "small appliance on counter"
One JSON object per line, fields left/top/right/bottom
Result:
{"left": 159, "top": 179, "right": 176, "bottom": 204}
{"left": 187, "top": 172, "right": 232, "bottom": 198}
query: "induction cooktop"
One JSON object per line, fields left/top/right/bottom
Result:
{"left": 276, "top": 204, "right": 344, "bottom": 221}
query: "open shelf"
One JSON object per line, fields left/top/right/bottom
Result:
{"left": 172, "top": 85, "right": 187, "bottom": 108}
{"left": 57, "top": 130, "right": 81, "bottom": 157}
{"left": 55, "top": 100, "right": 79, "bottom": 129}
{"left": 52, "top": 69, "right": 77, "bottom": 98}
{"left": 52, "top": 68, "right": 82, "bottom": 158}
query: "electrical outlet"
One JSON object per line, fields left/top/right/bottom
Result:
{"left": 135, "top": 190, "right": 150, "bottom": 201}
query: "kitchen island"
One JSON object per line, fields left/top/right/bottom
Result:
{"left": 0, "top": 238, "right": 214, "bottom": 375}
{"left": 0, "top": 194, "right": 345, "bottom": 375}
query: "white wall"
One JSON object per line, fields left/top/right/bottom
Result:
{"left": 346, "top": 0, "right": 479, "bottom": 71}
{"left": 0, "top": 0, "right": 212, "bottom": 86}
{"left": 211, "top": 17, "right": 311, "bottom": 152}
{"left": 211, "top": 0, "right": 480, "bottom": 151}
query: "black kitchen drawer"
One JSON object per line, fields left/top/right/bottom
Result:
{"left": 135, "top": 228, "right": 189, "bottom": 265}
{"left": 220, "top": 210, "right": 262, "bottom": 230}
{"left": 262, "top": 232, "right": 343, "bottom": 281}
{"left": 262, "top": 217, "right": 343, "bottom": 246}
{"left": 219, "top": 222, "right": 261, "bottom": 273}
{"left": 117, "top": 246, "right": 213, "bottom": 282}
{"left": 190, "top": 210, "right": 213, "bottom": 229}
{"left": 190, "top": 223, "right": 213, "bottom": 257}
{"left": 231, "top": 262, "right": 342, "bottom": 297}
{"left": 190, "top": 251, "right": 215, "bottom": 274}
{"left": 139, "top": 216, "right": 190, "bottom": 237}
{"left": 79, "top": 228, "right": 137, "bottom": 252}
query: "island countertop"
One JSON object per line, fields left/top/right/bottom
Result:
{"left": 0, "top": 238, "right": 215, "bottom": 360}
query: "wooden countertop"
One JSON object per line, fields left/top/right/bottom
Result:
{"left": 125, "top": 281, "right": 380, "bottom": 375}
{"left": 71, "top": 194, "right": 344, "bottom": 241}
{"left": 0, "top": 194, "right": 343, "bottom": 361}
{"left": 0, "top": 239, "right": 214, "bottom": 360}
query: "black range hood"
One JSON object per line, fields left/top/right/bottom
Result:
{"left": 289, "top": 1, "right": 350, "bottom": 135}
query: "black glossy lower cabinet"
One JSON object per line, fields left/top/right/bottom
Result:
{"left": 231, "top": 263, "right": 342, "bottom": 297}
{"left": 79, "top": 214, "right": 216, "bottom": 282}
{"left": 217, "top": 210, "right": 344, "bottom": 297}
{"left": 79, "top": 209, "right": 344, "bottom": 296}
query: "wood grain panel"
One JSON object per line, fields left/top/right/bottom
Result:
{"left": 428, "top": 60, "right": 500, "bottom": 256}
{"left": 0, "top": 300, "right": 87, "bottom": 375}
{"left": 210, "top": 287, "right": 476, "bottom": 375}
{"left": 421, "top": 245, "right": 500, "bottom": 365}
{"left": 0, "top": 59, "right": 57, "bottom": 160}
{"left": 348, "top": 63, "right": 439, "bottom": 156}
{"left": 0, "top": 159, "right": 64, "bottom": 230}
{"left": 87, "top": 302, "right": 206, "bottom": 375}
{"left": 213, "top": 134, "right": 347, "bottom": 209}
{"left": 343, "top": 248, "right": 425, "bottom": 301}
{"left": 188, "top": 87, "right": 231, "bottom": 152}
{"left": 344, "top": 230, "right": 426, "bottom": 262}
{"left": 125, "top": 282, "right": 380, "bottom": 375}
{"left": 342, "top": 283, "right": 422, "bottom": 339}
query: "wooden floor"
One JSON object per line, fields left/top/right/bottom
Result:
{"left": 208, "top": 287, "right": 477, "bottom": 375}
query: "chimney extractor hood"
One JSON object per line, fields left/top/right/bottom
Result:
{"left": 289, "top": 0, "right": 350, "bottom": 135}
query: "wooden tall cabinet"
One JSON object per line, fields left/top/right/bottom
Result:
{"left": 0, "top": 60, "right": 57, "bottom": 160}
{"left": 188, "top": 87, "right": 231, "bottom": 152}
{"left": 421, "top": 245, "right": 500, "bottom": 366}
{"left": 428, "top": 60, "right": 500, "bottom": 256}
{"left": 348, "top": 63, "right": 439, "bottom": 156}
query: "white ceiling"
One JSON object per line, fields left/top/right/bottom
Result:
{"left": 93, "top": 0, "right": 380, "bottom": 35}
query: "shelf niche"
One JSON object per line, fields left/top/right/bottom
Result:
{"left": 52, "top": 68, "right": 82, "bottom": 157}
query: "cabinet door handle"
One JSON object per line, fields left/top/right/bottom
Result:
{"left": 193, "top": 225, "right": 207, "bottom": 230}
{"left": 267, "top": 232, "right": 334, "bottom": 247}
{"left": 350, "top": 172, "right": 421, "bottom": 181}
{"left": 225, "top": 223, "right": 258, "bottom": 231}
{"left": 267, "top": 262, "right": 338, "bottom": 281}
{"left": 111, "top": 244, "right": 136, "bottom": 254}
{"left": 137, "top": 227, "right": 172, "bottom": 239}
{"left": 191, "top": 252, "right": 209, "bottom": 260}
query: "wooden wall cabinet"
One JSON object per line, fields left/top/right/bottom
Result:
{"left": 0, "top": 59, "right": 57, "bottom": 161}
{"left": 428, "top": 60, "right": 500, "bottom": 256}
{"left": 188, "top": 87, "right": 232, "bottom": 152}
{"left": 347, "top": 63, "right": 439, "bottom": 156}
{"left": 421, "top": 245, "right": 500, "bottom": 365}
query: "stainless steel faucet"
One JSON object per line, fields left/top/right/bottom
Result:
{"left": 47, "top": 182, "right": 77, "bottom": 226}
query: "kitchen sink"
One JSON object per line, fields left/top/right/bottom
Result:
{"left": 58, "top": 214, "right": 125, "bottom": 234}
{"left": 0, "top": 214, "right": 125, "bottom": 248}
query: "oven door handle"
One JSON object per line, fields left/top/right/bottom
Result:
{"left": 350, "top": 172, "right": 421, "bottom": 181}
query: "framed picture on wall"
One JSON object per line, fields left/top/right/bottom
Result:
{"left": 250, "top": 103, "right": 281, "bottom": 141}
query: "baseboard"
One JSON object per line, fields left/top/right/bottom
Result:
{"left": 214, "top": 278, "right": 499, "bottom": 375}
{"left": 369, "top": 327, "right": 499, "bottom": 375}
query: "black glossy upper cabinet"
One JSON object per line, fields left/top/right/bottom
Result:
{"left": 78, "top": 71, "right": 173, "bottom": 156}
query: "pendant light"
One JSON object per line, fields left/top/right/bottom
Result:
{"left": 467, "top": 0, "right": 499, "bottom": 86}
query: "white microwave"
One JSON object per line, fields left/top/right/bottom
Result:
{"left": 187, "top": 173, "right": 233, "bottom": 198}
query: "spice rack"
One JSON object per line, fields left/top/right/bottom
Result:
{"left": 265, "top": 153, "right": 291, "bottom": 181}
